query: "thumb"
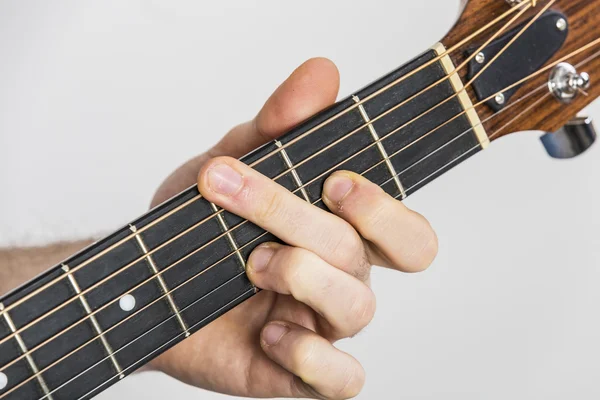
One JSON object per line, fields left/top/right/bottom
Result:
{"left": 211, "top": 57, "right": 341, "bottom": 158}
{"left": 151, "top": 57, "right": 340, "bottom": 207}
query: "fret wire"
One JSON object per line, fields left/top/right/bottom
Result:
{"left": 11, "top": 85, "right": 526, "bottom": 398}
{"left": 197, "top": 1, "right": 531, "bottom": 195}
{"left": 0, "top": 69, "right": 581, "bottom": 397}
{"left": 61, "top": 265, "right": 125, "bottom": 379}
{"left": 4, "top": 272, "right": 250, "bottom": 400}
{"left": 368, "top": 83, "right": 550, "bottom": 185}
{"left": 4, "top": 32, "right": 600, "bottom": 384}
{"left": 0, "top": 303, "right": 54, "bottom": 400}
{"left": 0, "top": 2, "right": 530, "bottom": 322}
{"left": 1, "top": 30, "right": 594, "bottom": 373}
{"left": 352, "top": 95, "right": 406, "bottom": 199}
{"left": 1, "top": 5, "right": 596, "bottom": 397}
{"left": 130, "top": 225, "right": 191, "bottom": 338}
{"left": 32, "top": 44, "right": 600, "bottom": 400}
{"left": 209, "top": 204, "right": 248, "bottom": 270}
{"left": 0, "top": 2, "right": 529, "bottom": 320}
{"left": 22, "top": 86, "right": 548, "bottom": 400}
{"left": 391, "top": 93, "right": 551, "bottom": 200}
{"left": 0, "top": 84, "right": 537, "bottom": 388}
{"left": 243, "top": 1, "right": 532, "bottom": 168}
{"left": 40, "top": 287, "right": 256, "bottom": 400}
{"left": 384, "top": 91, "right": 556, "bottom": 197}
{"left": 275, "top": 141, "right": 311, "bottom": 202}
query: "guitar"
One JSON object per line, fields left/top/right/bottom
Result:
{"left": 1, "top": 0, "right": 599, "bottom": 399}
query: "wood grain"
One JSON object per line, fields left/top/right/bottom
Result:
{"left": 442, "top": 0, "right": 600, "bottom": 140}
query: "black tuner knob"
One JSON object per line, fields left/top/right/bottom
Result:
{"left": 540, "top": 116, "right": 597, "bottom": 159}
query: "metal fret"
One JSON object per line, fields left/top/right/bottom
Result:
{"left": 209, "top": 203, "right": 247, "bottom": 268}
{"left": 0, "top": 303, "right": 54, "bottom": 399}
{"left": 352, "top": 95, "right": 407, "bottom": 199}
{"left": 275, "top": 140, "right": 311, "bottom": 202}
{"left": 61, "top": 265, "right": 124, "bottom": 380}
{"left": 129, "top": 225, "right": 191, "bottom": 338}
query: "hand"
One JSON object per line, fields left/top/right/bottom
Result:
{"left": 148, "top": 58, "right": 438, "bottom": 399}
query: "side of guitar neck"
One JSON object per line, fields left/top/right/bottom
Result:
{"left": 0, "top": 46, "right": 484, "bottom": 400}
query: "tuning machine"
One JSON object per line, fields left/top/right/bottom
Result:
{"left": 548, "top": 62, "right": 591, "bottom": 103}
{"left": 541, "top": 116, "right": 597, "bottom": 159}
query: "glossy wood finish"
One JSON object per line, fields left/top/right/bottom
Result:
{"left": 443, "top": 0, "right": 600, "bottom": 139}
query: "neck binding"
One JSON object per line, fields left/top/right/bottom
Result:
{"left": 0, "top": 43, "right": 487, "bottom": 400}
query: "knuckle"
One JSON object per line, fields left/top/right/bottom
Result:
{"left": 283, "top": 248, "right": 310, "bottom": 287}
{"left": 347, "top": 287, "right": 376, "bottom": 331}
{"left": 291, "top": 337, "right": 320, "bottom": 374}
{"left": 363, "top": 200, "right": 394, "bottom": 239}
{"left": 255, "top": 191, "right": 285, "bottom": 225}
{"left": 327, "top": 360, "right": 365, "bottom": 400}
{"left": 406, "top": 218, "right": 439, "bottom": 272}
{"left": 422, "top": 226, "right": 439, "bottom": 266}
{"left": 323, "top": 224, "right": 363, "bottom": 267}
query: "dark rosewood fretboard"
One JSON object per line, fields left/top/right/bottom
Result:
{"left": 0, "top": 45, "right": 485, "bottom": 400}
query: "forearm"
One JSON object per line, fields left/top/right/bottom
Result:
{"left": 0, "top": 240, "right": 92, "bottom": 296}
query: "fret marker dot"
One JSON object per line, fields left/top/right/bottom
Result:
{"left": 0, "top": 372, "right": 7, "bottom": 390}
{"left": 119, "top": 295, "right": 136, "bottom": 312}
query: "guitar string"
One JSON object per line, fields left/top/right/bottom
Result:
{"left": 0, "top": 8, "right": 541, "bottom": 369}
{"left": 1, "top": 31, "right": 598, "bottom": 394}
{"left": 0, "top": 76, "right": 547, "bottom": 379}
{"left": 48, "top": 286, "right": 257, "bottom": 400}
{"left": 0, "top": 0, "right": 532, "bottom": 319}
{"left": 22, "top": 85, "right": 554, "bottom": 400}
{"left": 5, "top": 39, "right": 600, "bottom": 398}
{"left": 31, "top": 72, "right": 586, "bottom": 400}
{"left": 392, "top": 93, "right": 554, "bottom": 198}
{"left": 43, "top": 45, "right": 600, "bottom": 400}
{"left": 61, "top": 48, "right": 600, "bottom": 400}
{"left": 0, "top": 1, "right": 536, "bottom": 351}
{"left": 0, "top": 13, "right": 596, "bottom": 385}
{"left": 0, "top": 73, "right": 552, "bottom": 398}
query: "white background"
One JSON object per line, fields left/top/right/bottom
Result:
{"left": 1, "top": 1, "right": 599, "bottom": 399}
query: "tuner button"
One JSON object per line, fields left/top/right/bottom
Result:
{"left": 548, "top": 63, "right": 591, "bottom": 103}
{"left": 540, "top": 116, "right": 597, "bottom": 159}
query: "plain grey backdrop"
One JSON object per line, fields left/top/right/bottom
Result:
{"left": 1, "top": 1, "right": 599, "bottom": 399}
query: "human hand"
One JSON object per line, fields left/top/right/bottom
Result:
{"left": 148, "top": 58, "right": 438, "bottom": 399}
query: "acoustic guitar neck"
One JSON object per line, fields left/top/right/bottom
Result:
{"left": 1, "top": 1, "right": 599, "bottom": 399}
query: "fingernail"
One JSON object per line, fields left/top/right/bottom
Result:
{"left": 262, "top": 323, "right": 289, "bottom": 346}
{"left": 324, "top": 174, "right": 354, "bottom": 204}
{"left": 207, "top": 164, "right": 243, "bottom": 196}
{"left": 248, "top": 245, "right": 275, "bottom": 273}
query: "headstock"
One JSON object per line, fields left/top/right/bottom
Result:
{"left": 443, "top": 0, "right": 600, "bottom": 157}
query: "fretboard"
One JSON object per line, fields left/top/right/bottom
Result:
{"left": 0, "top": 44, "right": 486, "bottom": 400}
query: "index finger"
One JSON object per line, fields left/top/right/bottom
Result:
{"left": 197, "top": 156, "right": 366, "bottom": 273}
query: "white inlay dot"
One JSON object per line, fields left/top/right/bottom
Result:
{"left": 0, "top": 372, "right": 7, "bottom": 390}
{"left": 119, "top": 295, "right": 136, "bottom": 312}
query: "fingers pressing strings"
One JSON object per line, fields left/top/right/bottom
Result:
{"left": 5, "top": 6, "right": 600, "bottom": 397}
{"left": 0, "top": 0, "right": 536, "bottom": 325}
{"left": 3, "top": 38, "right": 600, "bottom": 386}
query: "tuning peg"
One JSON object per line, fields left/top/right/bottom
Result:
{"left": 548, "top": 63, "right": 591, "bottom": 104}
{"left": 540, "top": 116, "right": 597, "bottom": 159}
